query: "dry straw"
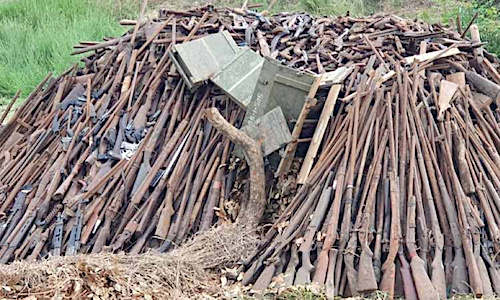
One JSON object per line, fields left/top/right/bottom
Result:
{"left": 0, "top": 224, "right": 258, "bottom": 299}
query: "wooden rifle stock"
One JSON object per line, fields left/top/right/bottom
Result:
{"left": 379, "top": 170, "right": 399, "bottom": 298}
{"left": 312, "top": 158, "right": 346, "bottom": 284}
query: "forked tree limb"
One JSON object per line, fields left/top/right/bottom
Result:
{"left": 204, "top": 107, "right": 265, "bottom": 226}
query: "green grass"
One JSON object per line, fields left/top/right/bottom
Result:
{"left": 0, "top": 0, "right": 138, "bottom": 100}
{"left": 396, "top": 0, "right": 500, "bottom": 55}
{"left": 200, "top": 0, "right": 376, "bottom": 16}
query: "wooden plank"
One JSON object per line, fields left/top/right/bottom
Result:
{"left": 320, "top": 67, "right": 353, "bottom": 87}
{"left": 275, "top": 75, "right": 323, "bottom": 177}
{"left": 297, "top": 84, "right": 342, "bottom": 184}
{"left": 471, "top": 91, "right": 492, "bottom": 109}
{"left": 437, "top": 80, "right": 458, "bottom": 120}
{"left": 404, "top": 47, "right": 460, "bottom": 64}
{"left": 446, "top": 72, "right": 466, "bottom": 90}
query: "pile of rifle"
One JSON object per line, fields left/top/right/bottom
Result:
{"left": 0, "top": 6, "right": 254, "bottom": 262}
{"left": 2, "top": 3, "right": 500, "bottom": 300}
{"left": 235, "top": 8, "right": 500, "bottom": 300}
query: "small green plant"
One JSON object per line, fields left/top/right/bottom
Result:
{"left": 277, "top": 285, "right": 326, "bottom": 300}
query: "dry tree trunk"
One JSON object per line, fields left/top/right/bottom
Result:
{"left": 203, "top": 107, "right": 266, "bottom": 227}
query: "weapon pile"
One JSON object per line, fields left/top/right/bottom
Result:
{"left": 1, "top": 3, "right": 500, "bottom": 300}
{"left": 0, "top": 7, "right": 253, "bottom": 263}
{"left": 235, "top": 10, "right": 500, "bottom": 300}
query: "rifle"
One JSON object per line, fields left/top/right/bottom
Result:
{"left": 110, "top": 207, "right": 143, "bottom": 252}
{"left": 92, "top": 185, "right": 125, "bottom": 253}
{"left": 108, "top": 112, "right": 128, "bottom": 161}
{"left": 175, "top": 157, "right": 206, "bottom": 244}
{"left": 357, "top": 130, "right": 388, "bottom": 293}
{"left": 403, "top": 135, "right": 437, "bottom": 299}
{"left": 378, "top": 91, "right": 400, "bottom": 297}
{"left": 52, "top": 213, "right": 64, "bottom": 256}
{"left": 325, "top": 248, "right": 338, "bottom": 299}
{"left": 331, "top": 111, "right": 356, "bottom": 295}
{"left": 130, "top": 208, "right": 161, "bottom": 255}
{"left": 415, "top": 138, "right": 446, "bottom": 298}
{"left": 155, "top": 108, "right": 204, "bottom": 239}
{"left": 130, "top": 82, "right": 182, "bottom": 196}
{"left": 379, "top": 168, "right": 400, "bottom": 298}
{"left": 0, "top": 185, "right": 31, "bottom": 242}
{"left": 66, "top": 200, "right": 84, "bottom": 256}
{"left": 186, "top": 151, "right": 221, "bottom": 234}
{"left": 373, "top": 148, "right": 389, "bottom": 283}
{"left": 27, "top": 227, "right": 50, "bottom": 261}
{"left": 119, "top": 118, "right": 189, "bottom": 233}
{"left": 0, "top": 151, "right": 45, "bottom": 215}
{"left": 38, "top": 123, "right": 83, "bottom": 219}
{"left": 121, "top": 49, "right": 138, "bottom": 94}
{"left": 440, "top": 130, "right": 483, "bottom": 296}
{"left": 80, "top": 178, "right": 116, "bottom": 246}
{"left": 398, "top": 71, "right": 409, "bottom": 244}
{"left": 312, "top": 155, "right": 347, "bottom": 285}
{"left": 407, "top": 184, "right": 438, "bottom": 299}
{"left": 132, "top": 64, "right": 167, "bottom": 135}
{"left": 15, "top": 226, "right": 41, "bottom": 260}
{"left": 158, "top": 129, "right": 204, "bottom": 252}
{"left": 136, "top": 123, "right": 192, "bottom": 237}
{"left": 200, "top": 166, "right": 223, "bottom": 232}
{"left": 0, "top": 211, "right": 36, "bottom": 263}
{"left": 294, "top": 171, "right": 334, "bottom": 285}
{"left": 410, "top": 96, "right": 465, "bottom": 293}
{"left": 283, "top": 243, "right": 299, "bottom": 286}
{"left": 54, "top": 147, "right": 91, "bottom": 200}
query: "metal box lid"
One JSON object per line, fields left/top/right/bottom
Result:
{"left": 211, "top": 48, "right": 265, "bottom": 109}
{"left": 169, "top": 31, "right": 239, "bottom": 90}
{"left": 243, "top": 57, "right": 316, "bottom": 126}
{"left": 239, "top": 106, "right": 292, "bottom": 157}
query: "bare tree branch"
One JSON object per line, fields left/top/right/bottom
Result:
{"left": 203, "top": 107, "right": 265, "bottom": 227}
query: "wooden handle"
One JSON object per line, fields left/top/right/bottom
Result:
{"left": 411, "top": 255, "right": 440, "bottom": 300}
